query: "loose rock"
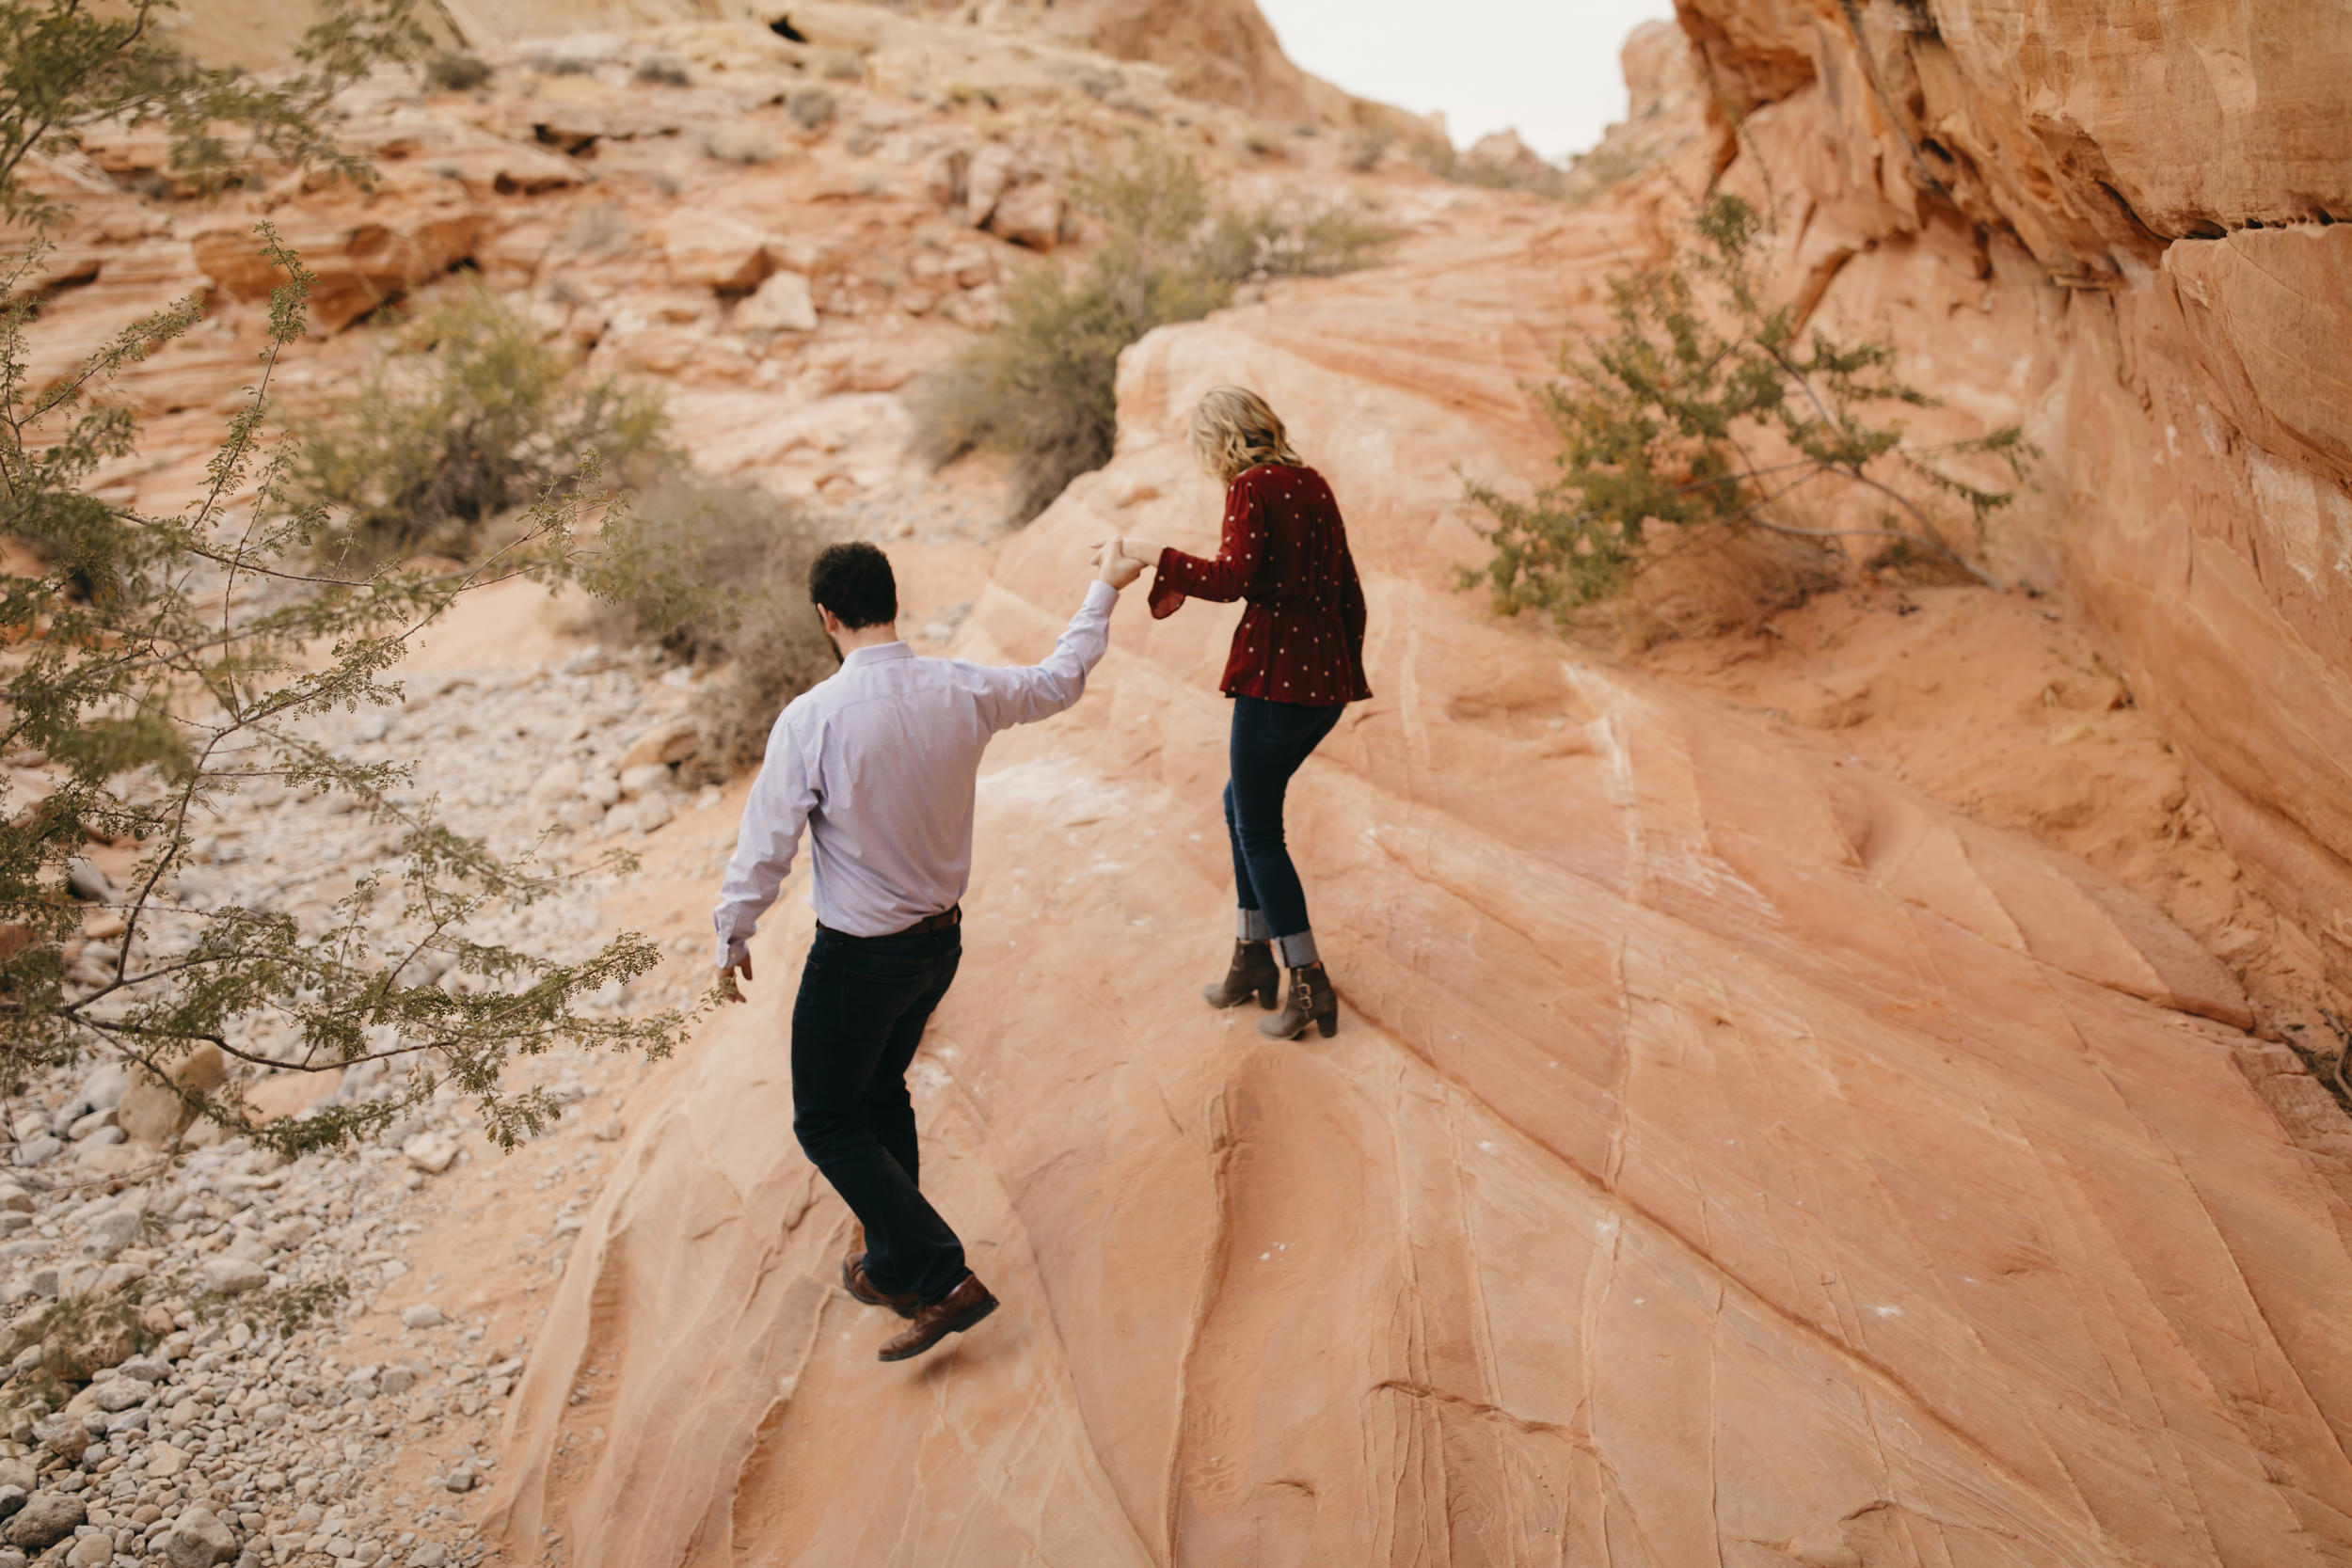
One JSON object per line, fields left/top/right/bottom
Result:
{"left": 2, "top": 1493, "right": 83, "bottom": 1549}
{"left": 162, "top": 1505, "right": 239, "bottom": 1567}
{"left": 199, "top": 1256, "right": 267, "bottom": 1295}
{"left": 402, "top": 1132, "right": 458, "bottom": 1175}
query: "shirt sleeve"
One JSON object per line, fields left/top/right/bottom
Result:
{"left": 1150, "top": 476, "right": 1264, "bottom": 619}
{"left": 964, "top": 579, "right": 1118, "bottom": 732}
{"left": 711, "top": 709, "right": 818, "bottom": 970}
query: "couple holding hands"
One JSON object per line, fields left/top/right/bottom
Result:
{"left": 711, "top": 386, "right": 1371, "bottom": 1363}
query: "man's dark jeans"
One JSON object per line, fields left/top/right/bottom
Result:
{"left": 790, "top": 924, "right": 968, "bottom": 1304}
{"left": 1225, "top": 694, "right": 1347, "bottom": 941}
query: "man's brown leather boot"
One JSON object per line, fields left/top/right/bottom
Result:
{"left": 1258, "top": 962, "right": 1338, "bottom": 1039}
{"left": 878, "top": 1274, "right": 999, "bottom": 1362}
{"left": 842, "top": 1250, "right": 920, "bottom": 1319}
{"left": 1201, "top": 939, "right": 1279, "bottom": 1009}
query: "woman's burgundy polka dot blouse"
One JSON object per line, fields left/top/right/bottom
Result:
{"left": 1149, "top": 463, "right": 1373, "bottom": 705}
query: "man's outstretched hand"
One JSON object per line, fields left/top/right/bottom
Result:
{"left": 1094, "top": 536, "right": 1147, "bottom": 590}
{"left": 719, "top": 951, "right": 753, "bottom": 1004}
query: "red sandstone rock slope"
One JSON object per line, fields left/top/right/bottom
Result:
{"left": 484, "top": 30, "right": 2352, "bottom": 1558}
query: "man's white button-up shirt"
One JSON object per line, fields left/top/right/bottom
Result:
{"left": 713, "top": 580, "right": 1117, "bottom": 965}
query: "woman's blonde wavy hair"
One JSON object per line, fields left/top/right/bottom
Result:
{"left": 1189, "top": 386, "right": 1305, "bottom": 485}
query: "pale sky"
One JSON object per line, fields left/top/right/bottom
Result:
{"left": 1257, "top": 0, "right": 1680, "bottom": 161}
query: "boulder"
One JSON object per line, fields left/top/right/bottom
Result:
{"left": 160, "top": 1505, "right": 237, "bottom": 1567}
{"left": 2, "top": 1492, "right": 81, "bottom": 1549}
{"left": 190, "top": 201, "right": 488, "bottom": 333}
{"left": 83, "top": 1207, "right": 140, "bottom": 1258}
{"left": 63, "top": 858, "right": 112, "bottom": 902}
{"left": 616, "top": 720, "right": 698, "bottom": 772}
{"left": 29, "top": 1414, "right": 87, "bottom": 1464}
{"left": 921, "top": 147, "right": 969, "bottom": 209}
{"left": 988, "top": 182, "right": 1065, "bottom": 250}
{"left": 197, "top": 1257, "right": 265, "bottom": 1296}
{"left": 962, "top": 144, "right": 1018, "bottom": 228}
{"left": 616, "top": 764, "right": 670, "bottom": 800}
{"left": 402, "top": 1132, "right": 458, "bottom": 1175}
{"left": 660, "top": 213, "right": 772, "bottom": 291}
{"left": 117, "top": 1042, "right": 225, "bottom": 1147}
{"left": 736, "top": 270, "right": 818, "bottom": 332}
{"left": 527, "top": 758, "right": 584, "bottom": 809}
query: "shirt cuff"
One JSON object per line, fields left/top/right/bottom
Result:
{"left": 715, "top": 930, "right": 750, "bottom": 972}
{"left": 1148, "top": 549, "right": 1186, "bottom": 620}
{"left": 1082, "top": 578, "right": 1118, "bottom": 612}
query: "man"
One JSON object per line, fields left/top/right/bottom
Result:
{"left": 715, "top": 536, "right": 1145, "bottom": 1362}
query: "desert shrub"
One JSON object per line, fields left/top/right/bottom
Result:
{"left": 632, "top": 53, "right": 690, "bottom": 87}
{"left": 1345, "top": 134, "right": 1389, "bottom": 173}
{"left": 910, "top": 146, "right": 1395, "bottom": 519}
{"left": 295, "top": 285, "right": 665, "bottom": 562}
{"left": 424, "top": 50, "right": 491, "bottom": 91}
{"left": 1463, "top": 191, "right": 2032, "bottom": 634}
{"left": 787, "top": 87, "right": 836, "bottom": 130}
{"left": 1197, "top": 202, "right": 1396, "bottom": 281}
{"left": 819, "top": 50, "right": 866, "bottom": 82}
{"left": 581, "top": 476, "right": 838, "bottom": 771}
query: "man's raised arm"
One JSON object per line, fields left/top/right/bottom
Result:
{"left": 711, "top": 712, "right": 818, "bottom": 974}
{"left": 967, "top": 546, "right": 1141, "bottom": 731}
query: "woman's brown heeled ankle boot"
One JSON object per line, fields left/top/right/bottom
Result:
{"left": 1203, "top": 940, "right": 1280, "bottom": 1009}
{"left": 1259, "top": 962, "right": 1338, "bottom": 1039}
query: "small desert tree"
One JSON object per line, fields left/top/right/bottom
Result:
{"left": 1465, "top": 191, "right": 2033, "bottom": 625}
{"left": 0, "top": 0, "right": 683, "bottom": 1157}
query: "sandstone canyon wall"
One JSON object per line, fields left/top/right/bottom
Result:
{"left": 469, "top": 7, "right": 2352, "bottom": 1563}
{"left": 1672, "top": 0, "right": 2352, "bottom": 997}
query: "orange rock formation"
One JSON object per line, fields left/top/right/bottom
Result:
{"left": 475, "top": 7, "right": 2352, "bottom": 1563}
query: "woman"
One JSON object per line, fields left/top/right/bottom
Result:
{"left": 1115, "top": 386, "right": 1371, "bottom": 1040}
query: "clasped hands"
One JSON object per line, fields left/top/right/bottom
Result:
{"left": 1092, "top": 536, "right": 1161, "bottom": 591}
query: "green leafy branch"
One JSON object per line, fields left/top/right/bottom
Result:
{"left": 1463, "top": 190, "right": 2037, "bottom": 625}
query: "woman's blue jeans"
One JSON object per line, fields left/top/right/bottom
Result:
{"left": 1225, "top": 695, "right": 1346, "bottom": 958}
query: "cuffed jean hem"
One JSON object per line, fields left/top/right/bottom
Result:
{"left": 1238, "top": 908, "right": 1274, "bottom": 942}
{"left": 1274, "top": 930, "right": 1320, "bottom": 968}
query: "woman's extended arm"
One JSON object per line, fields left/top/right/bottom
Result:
{"left": 1148, "top": 482, "right": 1264, "bottom": 619}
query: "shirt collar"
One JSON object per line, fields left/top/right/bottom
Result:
{"left": 841, "top": 641, "right": 914, "bottom": 670}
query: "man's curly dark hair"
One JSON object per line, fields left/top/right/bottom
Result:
{"left": 807, "top": 541, "right": 898, "bottom": 630}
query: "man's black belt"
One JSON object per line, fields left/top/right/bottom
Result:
{"left": 818, "top": 904, "right": 961, "bottom": 939}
